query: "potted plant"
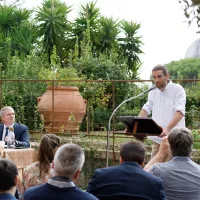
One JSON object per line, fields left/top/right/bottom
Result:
{"left": 37, "top": 47, "right": 87, "bottom": 133}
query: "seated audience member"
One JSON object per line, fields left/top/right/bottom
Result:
{"left": 23, "top": 134, "right": 61, "bottom": 190}
{"left": 0, "top": 106, "right": 30, "bottom": 148}
{"left": 145, "top": 127, "right": 200, "bottom": 200}
{"left": 86, "top": 140, "right": 165, "bottom": 200}
{"left": 0, "top": 158, "right": 19, "bottom": 200}
{"left": 24, "top": 143, "right": 98, "bottom": 200}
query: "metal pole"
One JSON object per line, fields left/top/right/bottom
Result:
{"left": 106, "top": 86, "right": 155, "bottom": 167}
{"left": 0, "top": 63, "right": 2, "bottom": 108}
{"left": 52, "top": 80, "right": 55, "bottom": 133}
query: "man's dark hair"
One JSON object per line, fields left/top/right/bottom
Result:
{"left": 168, "top": 127, "right": 193, "bottom": 157}
{"left": 120, "top": 140, "right": 145, "bottom": 165}
{"left": 0, "top": 158, "right": 18, "bottom": 191}
{"left": 152, "top": 64, "right": 168, "bottom": 76}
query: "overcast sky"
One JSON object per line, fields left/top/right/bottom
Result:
{"left": 23, "top": 0, "right": 200, "bottom": 79}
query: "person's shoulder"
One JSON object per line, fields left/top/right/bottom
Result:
{"left": 14, "top": 123, "right": 28, "bottom": 129}
{"left": 144, "top": 167, "right": 164, "bottom": 185}
{"left": 0, "top": 193, "right": 16, "bottom": 200}
{"left": 75, "top": 187, "right": 98, "bottom": 200}
{"left": 148, "top": 162, "right": 164, "bottom": 175}
{"left": 170, "top": 82, "right": 184, "bottom": 90}
{"left": 94, "top": 165, "right": 119, "bottom": 175}
{"left": 25, "top": 184, "right": 44, "bottom": 192}
{"left": 152, "top": 160, "right": 172, "bottom": 171}
{"left": 24, "top": 184, "right": 46, "bottom": 197}
{"left": 189, "top": 159, "right": 200, "bottom": 170}
{"left": 24, "top": 186, "right": 38, "bottom": 197}
{"left": 24, "top": 162, "right": 39, "bottom": 173}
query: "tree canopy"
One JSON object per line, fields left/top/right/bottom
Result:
{"left": 0, "top": 0, "right": 144, "bottom": 79}
{"left": 167, "top": 58, "right": 200, "bottom": 79}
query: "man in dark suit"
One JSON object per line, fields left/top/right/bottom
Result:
{"left": 24, "top": 143, "right": 98, "bottom": 200}
{"left": 0, "top": 158, "right": 19, "bottom": 200}
{"left": 0, "top": 106, "right": 30, "bottom": 148}
{"left": 86, "top": 140, "right": 165, "bottom": 200}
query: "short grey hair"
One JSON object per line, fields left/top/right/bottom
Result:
{"left": 53, "top": 144, "right": 85, "bottom": 178}
{"left": 0, "top": 106, "right": 14, "bottom": 118}
{"left": 168, "top": 127, "right": 193, "bottom": 157}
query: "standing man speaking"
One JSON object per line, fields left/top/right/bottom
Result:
{"left": 139, "top": 64, "right": 186, "bottom": 157}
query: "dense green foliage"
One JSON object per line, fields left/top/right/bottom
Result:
{"left": 0, "top": 0, "right": 144, "bottom": 78}
{"left": 0, "top": 0, "right": 142, "bottom": 132}
{"left": 167, "top": 58, "right": 200, "bottom": 79}
{"left": 0, "top": 1, "right": 199, "bottom": 133}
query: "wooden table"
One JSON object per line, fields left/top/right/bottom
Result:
{"left": 2, "top": 148, "right": 37, "bottom": 177}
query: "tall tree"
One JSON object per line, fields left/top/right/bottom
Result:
{"left": 13, "top": 7, "right": 32, "bottom": 27}
{"left": 73, "top": 1, "right": 100, "bottom": 53}
{"left": 167, "top": 58, "right": 200, "bottom": 79}
{"left": 36, "top": 0, "right": 71, "bottom": 63}
{"left": 97, "top": 16, "right": 119, "bottom": 55}
{"left": 0, "top": 5, "right": 16, "bottom": 37}
{"left": 11, "top": 24, "right": 37, "bottom": 60}
{"left": 118, "top": 20, "right": 143, "bottom": 78}
{"left": 0, "top": 5, "right": 33, "bottom": 65}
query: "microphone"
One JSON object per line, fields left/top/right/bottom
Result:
{"left": 106, "top": 84, "right": 156, "bottom": 167}
{"left": 143, "top": 85, "right": 156, "bottom": 94}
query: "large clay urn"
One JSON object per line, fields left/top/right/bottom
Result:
{"left": 37, "top": 86, "right": 87, "bottom": 133}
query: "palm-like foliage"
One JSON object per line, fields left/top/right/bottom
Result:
{"left": 0, "top": 5, "right": 17, "bottom": 37}
{"left": 73, "top": 1, "right": 101, "bottom": 50}
{"left": 36, "top": 0, "right": 71, "bottom": 62}
{"left": 118, "top": 20, "right": 143, "bottom": 78}
{"left": 0, "top": 5, "right": 31, "bottom": 36}
{"left": 0, "top": 5, "right": 33, "bottom": 65}
{"left": 13, "top": 8, "right": 32, "bottom": 27}
{"left": 97, "top": 17, "right": 119, "bottom": 55}
{"left": 11, "top": 24, "right": 37, "bottom": 59}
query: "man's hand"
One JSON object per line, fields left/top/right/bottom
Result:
{"left": 159, "top": 128, "right": 169, "bottom": 138}
{"left": 144, "top": 137, "right": 169, "bottom": 170}
{"left": 158, "top": 137, "right": 169, "bottom": 155}
{"left": 159, "top": 111, "right": 184, "bottom": 138}
{"left": 4, "top": 136, "right": 10, "bottom": 142}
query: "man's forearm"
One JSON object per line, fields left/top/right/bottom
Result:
{"left": 166, "top": 111, "right": 184, "bottom": 133}
{"left": 138, "top": 109, "right": 148, "bottom": 117}
{"left": 144, "top": 137, "right": 169, "bottom": 170}
{"left": 144, "top": 151, "right": 166, "bottom": 170}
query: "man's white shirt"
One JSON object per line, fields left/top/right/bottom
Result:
{"left": 142, "top": 81, "right": 186, "bottom": 128}
{"left": 2, "top": 124, "right": 14, "bottom": 141}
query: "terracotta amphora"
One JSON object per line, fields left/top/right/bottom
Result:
{"left": 37, "top": 86, "right": 87, "bottom": 133}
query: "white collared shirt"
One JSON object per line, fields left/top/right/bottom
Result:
{"left": 48, "top": 178, "right": 75, "bottom": 188}
{"left": 2, "top": 124, "right": 14, "bottom": 141}
{"left": 142, "top": 81, "right": 186, "bottom": 128}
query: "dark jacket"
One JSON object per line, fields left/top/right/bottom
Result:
{"left": 86, "top": 161, "right": 165, "bottom": 200}
{"left": 0, "top": 193, "right": 17, "bottom": 200}
{"left": 0, "top": 123, "right": 30, "bottom": 148}
{"left": 24, "top": 181, "right": 98, "bottom": 200}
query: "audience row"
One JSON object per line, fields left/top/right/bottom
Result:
{"left": 0, "top": 126, "right": 199, "bottom": 200}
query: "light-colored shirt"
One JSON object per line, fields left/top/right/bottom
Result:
{"left": 23, "top": 161, "right": 53, "bottom": 190}
{"left": 2, "top": 124, "right": 14, "bottom": 141}
{"left": 142, "top": 81, "right": 186, "bottom": 128}
{"left": 148, "top": 157, "right": 200, "bottom": 200}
